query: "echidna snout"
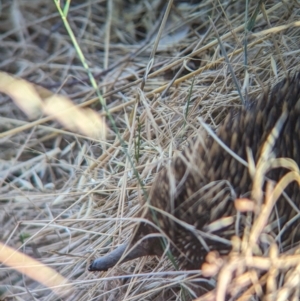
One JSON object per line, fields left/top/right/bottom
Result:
{"left": 89, "top": 234, "right": 162, "bottom": 271}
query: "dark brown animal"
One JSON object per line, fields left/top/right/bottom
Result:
{"left": 89, "top": 74, "right": 300, "bottom": 273}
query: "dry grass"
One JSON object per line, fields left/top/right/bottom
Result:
{"left": 1, "top": 0, "right": 300, "bottom": 300}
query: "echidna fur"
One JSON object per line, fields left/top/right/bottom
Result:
{"left": 89, "top": 73, "right": 300, "bottom": 273}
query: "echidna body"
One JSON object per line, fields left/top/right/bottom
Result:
{"left": 89, "top": 74, "right": 300, "bottom": 272}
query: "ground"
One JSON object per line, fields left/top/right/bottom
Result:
{"left": 1, "top": 1, "right": 300, "bottom": 300}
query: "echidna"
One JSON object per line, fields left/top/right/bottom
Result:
{"left": 89, "top": 74, "right": 300, "bottom": 276}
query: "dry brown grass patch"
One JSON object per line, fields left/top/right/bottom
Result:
{"left": 1, "top": 1, "right": 300, "bottom": 300}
